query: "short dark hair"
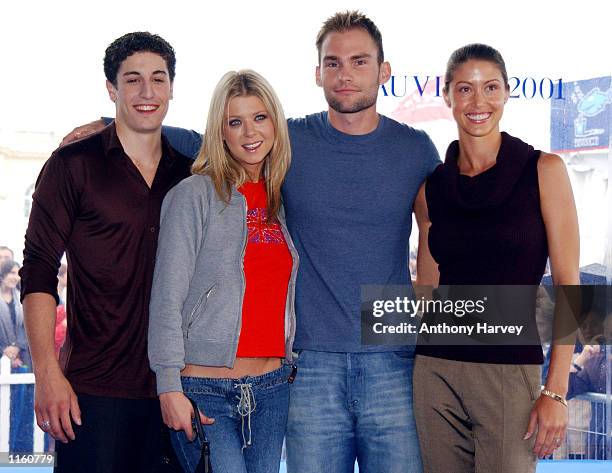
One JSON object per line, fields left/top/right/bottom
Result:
{"left": 0, "top": 260, "right": 19, "bottom": 281}
{"left": 444, "top": 43, "right": 508, "bottom": 93}
{"left": 316, "top": 10, "right": 384, "bottom": 65}
{"left": 0, "top": 246, "right": 13, "bottom": 258}
{"left": 104, "top": 32, "right": 176, "bottom": 86}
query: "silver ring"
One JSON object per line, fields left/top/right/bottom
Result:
{"left": 41, "top": 420, "right": 51, "bottom": 430}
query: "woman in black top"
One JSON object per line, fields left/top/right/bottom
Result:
{"left": 413, "top": 44, "right": 579, "bottom": 472}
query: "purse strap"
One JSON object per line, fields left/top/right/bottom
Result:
{"left": 186, "top": 397, "right": 213, "bottom": 473}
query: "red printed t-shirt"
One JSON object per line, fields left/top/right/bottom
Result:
{"left": 236, "top": 181, "right": 292, "bottom": 357}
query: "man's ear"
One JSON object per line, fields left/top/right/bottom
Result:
{"left": 315, "top": 65, "right": 322, "bottom": 87}
{"left": 106, "top": 80, "right": 117, "bottom": 102}
{"left": 379, "top": 61, "right": 391, "bottom": 85}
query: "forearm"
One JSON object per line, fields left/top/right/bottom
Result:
{"left": 103, "top": 117, "right": 202, "bottom": 159}
{"left": 544, "top": 272, "right": 579, "bottom": 397}
{"left": 23, "top": 293, "right": 62, "bottom": 376}
{"left": 544, "top": 343, "right": 574, "bottom": 396}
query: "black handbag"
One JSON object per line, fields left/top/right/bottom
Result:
{"left": 187, "top": 397, "right": 213, "bottom": 473}
{"left": 158, "top": 398, "right": 213, "bottom": 473}
{"left": 159, "top": 423, "right": 184, "bottom": 473}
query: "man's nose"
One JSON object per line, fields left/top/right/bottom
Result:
{"left": 338, "top": 65, "right": 353, "bottom": 83}
{"left": 140, "top": 80, "right": 154, "bottom": 99}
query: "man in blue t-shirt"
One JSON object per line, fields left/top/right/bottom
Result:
{"left": 279, "top": 14, "right": 438, "bottom": 473}
{"left": 66, "top": 11, "right": 440, "bottom": 473}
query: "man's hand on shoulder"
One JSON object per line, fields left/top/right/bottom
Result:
{"left": 60, "top": 119, "right": 107, "bottom": 147}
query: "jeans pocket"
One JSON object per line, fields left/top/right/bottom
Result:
{"left": 293, "top": 349, "right": 307, "bottom": 366}
{"left": 392, "top": 351, "right": 414, "bottom": 360}
{"left": 170, "top": 428, "right": 202, "bottom": 473}
{"left": 518, "top": 364, "right": 541, "bottom": 402}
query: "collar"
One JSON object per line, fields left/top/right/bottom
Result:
{"left": 441, "top": 131, "right": 540, "bottom": 210}
{"left": 100, "top": 121, "right": 179, "bottom": 171}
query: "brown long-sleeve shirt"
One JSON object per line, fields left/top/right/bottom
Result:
{"left": 20, "top": 123, "right": 192, "bottom": 398}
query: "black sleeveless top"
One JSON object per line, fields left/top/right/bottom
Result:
{"left": 416, "top": 132, "right": 547, "bottom": 364}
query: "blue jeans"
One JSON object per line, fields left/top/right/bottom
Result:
{"left": 170, "top": 365, "right": 291, "bottom": 473}
{"left": 286, "top": 351, "right": 422, "bottom": 473}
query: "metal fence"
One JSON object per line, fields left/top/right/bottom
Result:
{"left": 0, "top": 355, "right": 44, "bottom": 452}
{"left": 555, "top": 391, "right": 612, "bottom": 460}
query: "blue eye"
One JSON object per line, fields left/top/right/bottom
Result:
{"left": 229, "top": 119, "right": 241, "bottom": 126}
{"left": 255, "top": 114, "right": 267, "bottom": 121}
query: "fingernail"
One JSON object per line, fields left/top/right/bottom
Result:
{"left": 523, "top": 433, "right": 531, "bottom": 440}
{"left": 76, "top": 418, "right": 82, "bottom": 425}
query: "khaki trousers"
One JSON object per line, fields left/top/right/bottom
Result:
{"left": 413, "top": 355, "right": 541, "bottom": 473}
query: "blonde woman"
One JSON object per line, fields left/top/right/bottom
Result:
{"left": 148, "top": 70, "right": 298, "bottom": 473}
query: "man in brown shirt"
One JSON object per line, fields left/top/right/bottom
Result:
{"left": 19, "top": 32, "right": 192, "bottom": 472}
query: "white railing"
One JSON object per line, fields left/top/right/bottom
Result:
{"left": 0, "top": 355, "right": 44, "bottom": 452}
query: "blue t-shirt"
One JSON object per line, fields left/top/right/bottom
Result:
{"left": 162, "top": 112, "right": 440, "bottom": 353}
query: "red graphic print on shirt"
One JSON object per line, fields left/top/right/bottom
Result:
{"left": 246, "top": 208, "right": 285, "bottom": 244}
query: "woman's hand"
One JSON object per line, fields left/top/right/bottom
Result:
{"left": 524, "top": 395, "right": 568, "bottom": 457}
{"left": 3, "top": 346, "right": 23, "bottom": 368}
{"left": 3, "top": 345, "right": 20, "bottom": 359}
{"left": 159, "top": 392, "right": 214, "bottom": 441}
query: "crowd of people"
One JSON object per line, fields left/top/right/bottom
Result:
{"left": 0, "top": 245, "right": 67, "bottom": 453}
{"left": 2, "top": 8, "right": 610, "bottom": 473}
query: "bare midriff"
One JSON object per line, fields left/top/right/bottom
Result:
{"left": 181, "top": 357, "right": 282, "bottom": 379}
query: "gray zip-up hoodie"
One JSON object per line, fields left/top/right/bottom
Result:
{"left": 148, "top": 174, "right": 299, "bottom": 395}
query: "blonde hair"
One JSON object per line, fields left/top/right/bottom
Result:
{"left": 192, "top": 70, "right": 290, "bottom": 222}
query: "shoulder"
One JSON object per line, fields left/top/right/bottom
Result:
{"left": 39, "top": 131, "right": 106, "bottom": 183}
{"left": 381, "top": 115, "right": 433, "bottom": 144}
{"left": 537, "top": 152, "right": 566, "bottom": 174}
{"left": 381, "top": 116, "right": 440, "bottom": 160}
{"left": 537, "top": 152, "right": 570, "bottom": 190}
{"left": 51, "top": 130, "right": 105, "bottom": 165}
{"left": 287, "top": 112, "right": 326, "bottom": 133}
{"left": 161, "top": 175, "right": 214, "bottom": 222}
{"left": 169, "top": 174, "right": 213, "bottom": 196}
{"left": 163, "top": 175, "right": 215, "bottom": 210}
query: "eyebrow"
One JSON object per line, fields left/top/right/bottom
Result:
{"left": 322, "top": 53, "right": 372, "bottom": 62}
{"left": 122, "top": 70, "right": 168, "bottom": 77}
{"left": 455, "top": 78, "right": 502, "bottom": 85}
{"left": 227, "top": 110, "right": 268, "bottom": 119}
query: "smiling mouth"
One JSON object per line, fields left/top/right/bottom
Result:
{"left": 134, "top": 104, "right": 159, "bottom": 114}
{"left": 466, "top": 112, "right": 492, "bottom": 123}
{"left": 242, "top": 141, "right": 263, "bottom": 152}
